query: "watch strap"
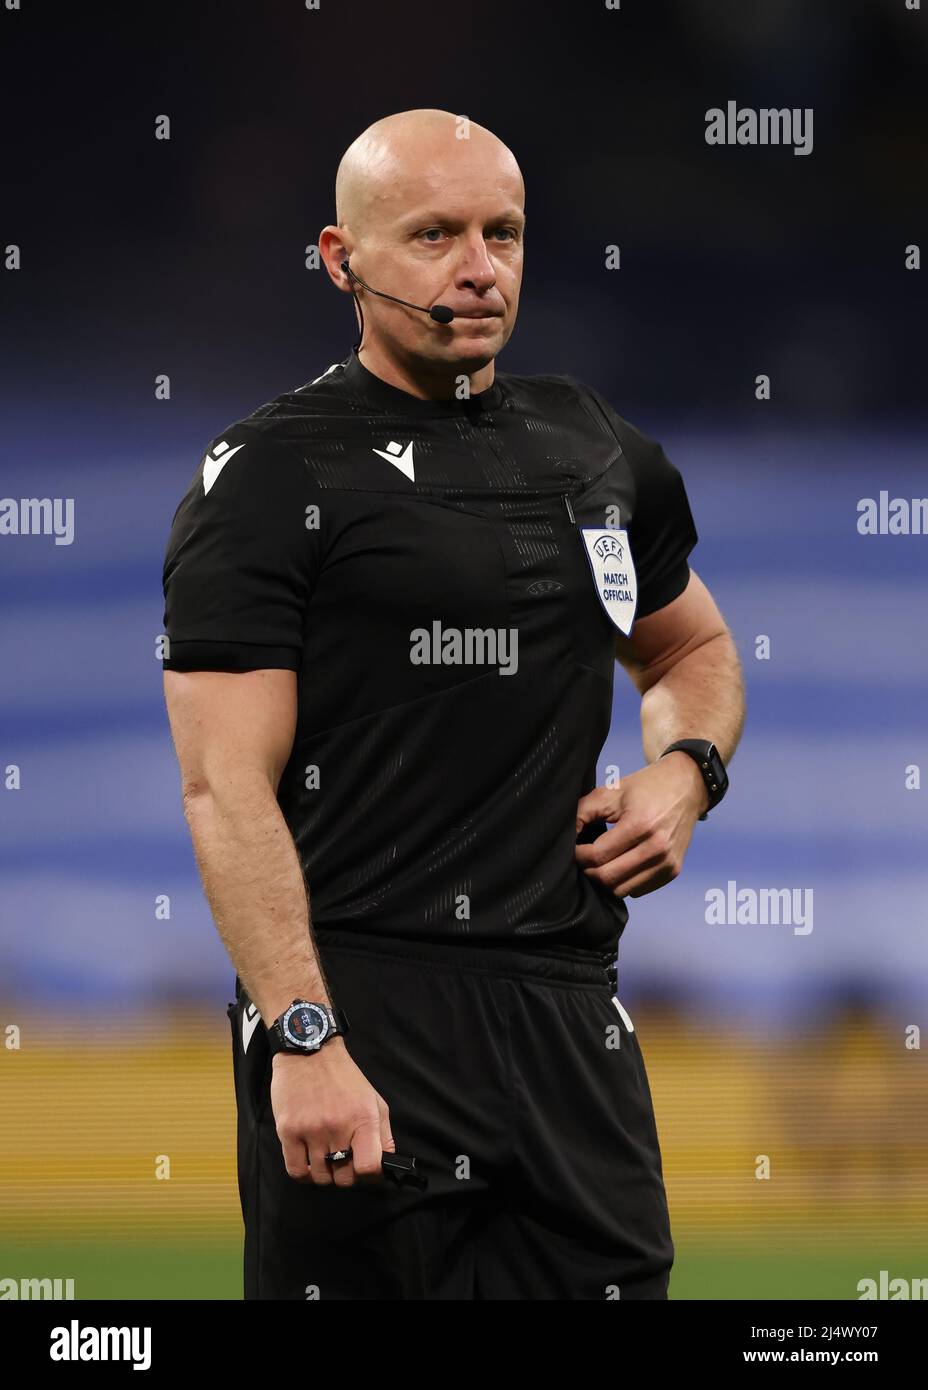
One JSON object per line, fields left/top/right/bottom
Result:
{"left": 660, "top": 739, "right": 728, "bottom": 820}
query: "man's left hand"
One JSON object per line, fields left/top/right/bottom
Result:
{"left": 574, "top": 752, "right": 708, "bottom": 898}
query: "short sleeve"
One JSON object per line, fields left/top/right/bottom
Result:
{"left": 577, "top": 384, "right": 699, "bottom": 618}
{"left": 161, "top": 423, "right": 322, "bottom": 672}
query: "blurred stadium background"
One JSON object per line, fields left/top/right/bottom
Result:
{"left": 2, "top": 0, "right": 926, "bottom": 1298}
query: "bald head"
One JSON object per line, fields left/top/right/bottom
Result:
{"left": 335, "top": 109, "right": 523, "bottom": 238}
{"left": 322, "top": 108, "right": 525, "bottom": 385}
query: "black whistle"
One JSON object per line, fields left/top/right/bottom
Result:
{"left": 304, "top": 1149, "right": 427, "bottom": 1189}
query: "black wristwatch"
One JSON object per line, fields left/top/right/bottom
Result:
{"left": 267, "top": 999, "right": 350, "bottom": 1057}
{"left": 660, "top": 739, "right": 729, "bottom": 821}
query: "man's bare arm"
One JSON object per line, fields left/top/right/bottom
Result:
{"left": 576, "top": 569, "right": 745, "bottom": 897}
{"left": 615, "top": 567, "right": 745, "bottom": 773}
{"left": 162, "top": 667, "right": 331, "bottom": 1025}
{"left": 162, "top": 665, "right": 395, "bottom": 1187}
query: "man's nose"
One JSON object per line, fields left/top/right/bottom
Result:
{"left": 454, "top": 236, "right": 497, "bottom": 292}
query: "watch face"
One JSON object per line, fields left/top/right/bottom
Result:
{"left": 707, "top": 745, "right": 727, "bottom": 782}
{"left": 283, "top": 1002, "right": 330, "bottom": 1049}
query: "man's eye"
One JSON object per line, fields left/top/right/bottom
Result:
{"left": 421, "top": 228, "right": 445, "bottom": 242}
{"left": 490, "top": 228, "right": 517, "bottom": 241}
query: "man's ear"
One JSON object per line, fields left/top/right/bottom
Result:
{"left": 318, "top": 226, "right": 353, "bottom": 291}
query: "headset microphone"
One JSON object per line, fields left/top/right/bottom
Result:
{"left": 340, "top": 259, "right": 455, "bottom": 325}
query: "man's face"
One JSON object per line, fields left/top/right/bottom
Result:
{"left": 347, "top": 137, "right": 524, "bottom": 375}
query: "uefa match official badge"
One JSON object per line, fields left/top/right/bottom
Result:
{"left": 579, "top": 528, "right": 638, "bottom": 635}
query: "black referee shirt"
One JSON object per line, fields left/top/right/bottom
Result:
{"left": 162, "top": 349, "right": 698, "bottom": 952}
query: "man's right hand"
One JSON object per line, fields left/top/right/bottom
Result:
{"left": 270, "top": 1040, "right": 396, "bottom": 1187}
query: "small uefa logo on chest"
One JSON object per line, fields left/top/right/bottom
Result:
{"left": 526, "top": 579, "right": 565, "bottom": 597}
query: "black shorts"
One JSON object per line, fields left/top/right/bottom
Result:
{"left": 226, "top": 927, "right": 674, "bottom": 1300}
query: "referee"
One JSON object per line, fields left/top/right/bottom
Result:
{"left": 162, "top": 108, "right": 745, "bottom": 1300}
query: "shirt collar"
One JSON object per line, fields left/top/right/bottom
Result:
{"left": 340, "top": 347, "right": 504, "bottom": 416}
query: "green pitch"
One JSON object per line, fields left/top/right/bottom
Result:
{"left": 2, "top": 1241, "right": 913, "bottom": 1300}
